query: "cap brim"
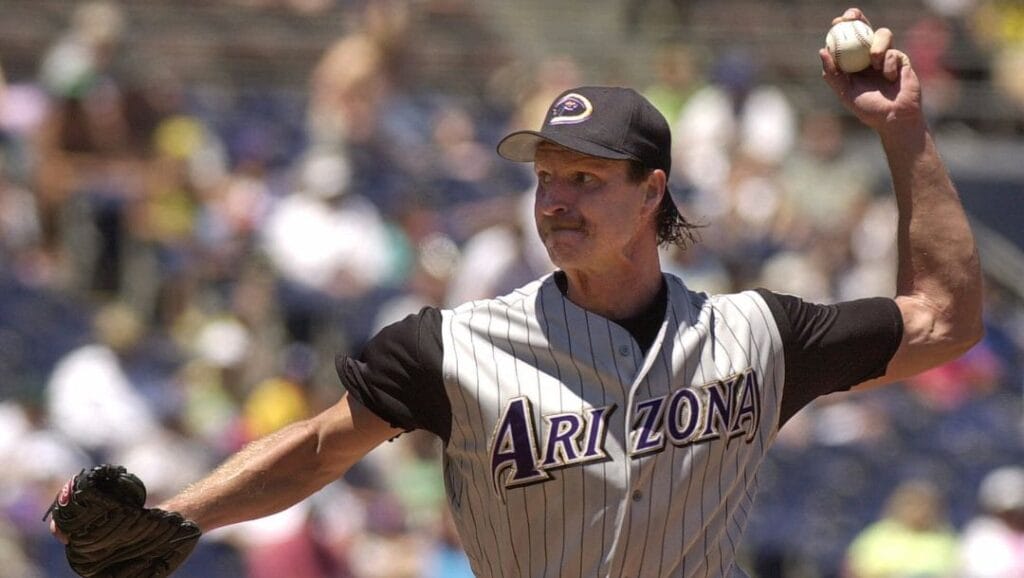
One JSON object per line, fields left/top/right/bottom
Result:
{"left": 497, "top": 130, "right": 636, "bottom": 163}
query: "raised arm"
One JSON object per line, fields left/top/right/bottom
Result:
{"left": 159, "top": 393, "right": 400, "bottom": 532}
{"left": 820, "top": 8, "right": 983, "bottom": 386}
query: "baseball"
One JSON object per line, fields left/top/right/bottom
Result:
{"left": 826, "top": 20, "right": 874, "bottom": 73}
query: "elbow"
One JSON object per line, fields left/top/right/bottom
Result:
{"left": 953, "top": 285, "right": 985, "bottom": 355}
{"left": 930, "top": 273, "right": 985, "bottom": 361}
{"left": 937, "top": 306, "right": 984, "bottom": 362}
{"left": 953, "top": 314, "right": 985, "bottom": 357}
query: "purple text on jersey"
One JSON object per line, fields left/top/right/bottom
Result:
{"left": 630, "top": 369, "right": 761, "bottom": 457}
{"left": 489, "top": 399, "right": 614, "bottom": 497}
{"left": 488, "top": 370, "right": 761, "bottom": 495}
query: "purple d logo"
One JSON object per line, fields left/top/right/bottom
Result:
{"left": 549, "top": 93, "right": 593, "bottom": 125}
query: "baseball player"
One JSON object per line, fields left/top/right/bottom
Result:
{"left": 51, "top": 8, "right": 982, "bottom": 578}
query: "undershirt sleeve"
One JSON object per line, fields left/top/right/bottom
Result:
{"left": 334, "top": 307, "right": 451, "bottom": 442}
{"left": 754, "top": 289, "right": 903, "bottom": 427}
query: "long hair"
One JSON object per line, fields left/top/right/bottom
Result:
{"left": 628, "top": 161, "right": 701, "bottom": 248}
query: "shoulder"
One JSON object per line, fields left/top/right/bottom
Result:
{"left": 664, "top": 273, "right": 775, "bottom": 325}
{"left": 447, "top": 275, "right": 551, "bottom": 319}
{"left": 375, "top": 305, "right": 441, "bottom": 343}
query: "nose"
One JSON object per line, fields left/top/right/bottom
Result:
{"left": 536, "top": 180, "right": 574, "bottom": 217}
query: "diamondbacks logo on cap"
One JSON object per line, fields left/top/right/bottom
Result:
{"left": 549, "top": 93, "right": 593, "bottom": 126}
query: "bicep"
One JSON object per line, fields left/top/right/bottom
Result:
{"left": 335, "top": 307, "right": 451, "bottom": 441}
{"left": 311, "top": 393, "right": 403, "bottom": 479}
{"left": 855, "top": 295, "right": 972, "bottom": 388}
{"left": 758, "top": 289, "right": 902, "bottom": 425}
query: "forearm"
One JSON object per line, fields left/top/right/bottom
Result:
{"left": 161, "top": 394, "right": 397, "bottom": 532}
{"left": 161, "top": 419, "right": 342, "bottom": 531}
{"left": 881, "top": 120, "right": 983, "bottom": 345}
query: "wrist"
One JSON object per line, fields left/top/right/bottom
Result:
{"left": 158, "top": 498, "right": 203, "bottom": 527}
{"left": 876, "top": 114, "right": 928, "bottom": 148}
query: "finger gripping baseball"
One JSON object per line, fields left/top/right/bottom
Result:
{"left": 46, "top": 465, "right": 201, "bottom": 578}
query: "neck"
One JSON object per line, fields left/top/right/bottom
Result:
{"left": 561, "top": 258, "right": 664, "bottom": 320}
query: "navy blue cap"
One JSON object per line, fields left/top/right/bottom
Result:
{"left": 497, "top": 86, "right": 672, "bottom": 177}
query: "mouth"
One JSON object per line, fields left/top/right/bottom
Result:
{"left": 540, "top": 219, "right": 586, "bottom": 237}
{"left": 542, "top": 227, "right": 586, "bottom": 245}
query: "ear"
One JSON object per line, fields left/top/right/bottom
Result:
{"left": 643, "top": 169, "right": 668, "bottom": 213}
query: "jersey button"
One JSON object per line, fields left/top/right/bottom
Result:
{"left": 632, "top": 490, "right": 643, "bottom": 501}
{"left": 618, "top": 345, "right": 630, "bottom": 356}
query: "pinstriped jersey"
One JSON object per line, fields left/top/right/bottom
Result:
{"left": 337, "top": 271, "right": 903, "bottom": 578}
{"left": 441, "top": 274, "right": 781, "bottom": 578}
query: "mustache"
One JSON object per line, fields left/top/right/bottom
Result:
{"left": 538, "top": 216, "right": 585, "bottom": 234}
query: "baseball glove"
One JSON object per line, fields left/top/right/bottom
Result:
{"left": 44, "top": 464, "right": 201, "bottom": 578}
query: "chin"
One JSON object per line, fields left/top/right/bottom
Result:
{"left": 543, "top": 231, "right": 588, "bottom": 261}
{"left": 546, "top": 246, "right": 587, "bottom": 271}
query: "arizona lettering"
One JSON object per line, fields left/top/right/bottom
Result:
{"left": 488, "top": 370, "right": 761, "bottom": 493}
{"left": 630, "top": 369, "right": 761, "bottom": 456}
{"left": 490, "top": 398, "right": 614, "bottom": 496}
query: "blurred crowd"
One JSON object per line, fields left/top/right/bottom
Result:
{"left": 0, "top": 1, "right": 1022, "bottom": 577}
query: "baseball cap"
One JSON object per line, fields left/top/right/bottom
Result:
{"left": 497, "top": 86, "right": 684, "bottom": 231}
{"left": 497, "top": 86, "right": 673, "bottom": 178}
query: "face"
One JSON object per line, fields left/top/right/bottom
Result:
{"left": 533, "top": 144, "right": 661, "bottom": 272}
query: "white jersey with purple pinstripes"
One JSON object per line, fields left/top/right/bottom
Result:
{"left": 439, "top": 272, "right": 784, "bottom": 578}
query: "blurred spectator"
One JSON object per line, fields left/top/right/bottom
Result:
{"left": 44, "top": 302, "right": 160, "bottom": 457}
{"left": 643, "top": 42, "right": 702, "bottom": 124}
{"left": 503, "top": 56, "right": 583, "bottom": 137}
{"left": 660, "top": 240, "right": 732, "bottom": 295}
{"left": 778, "top": 110, "right": 877, "bottom": 242}
{"left": 260, "top": 154, "right": 398, "bottom": 331}
{"left": 110, "top": 425, "right": 211, "bottom": 506}
{"left": 308, "top": 33, "right": 390, "bottom": 149}
{"left": 838, "top": 196, "right": 898, "bottom": 302}
{"left": 38, "top": 1, "right": 125, "bottom": 100}
{"left": 905, "top": 11, "right": 962, "bottom": 124}
{"left": 959, "top": 465, "right": 1024, "bottom": 577}
{"left": 0, "top": 137, "right": 43, "bottom": 276}
{"left": 445, "top": 190, "right": 553, "bottom": 305}
{"left": 424, "top": 510, "right": 475, "bottom": 578}
{"left": 900, "top": 0, "right": 990, "bottom": 128}
{"left": 705, "top": 154, "right": 788, "bottom": 285}
{"left": 758, "top": 250, "right": 832, "bottom": 304}
{"left": 343, "top": 492, "right": 424, "bottom": 578}
{"left": 306, "top": 16, "right": 427, "bottom": 217}
{"left": 990, "top": 45, "right": 1024, "bottom": 117}
{"left": 33, "top": 1, "right": 183, "bottom": 303}
{"left": 219, "top": 501, "right": 341, "bottom": 578}
{"left": 242, "top": 344, "right": 318, "bottom": 441}
{"left": 972, "top": 0, "right": 1024, "bottom": 122}
{"left": 0, "top": 518, "right": 42, "bottom": 578}
{"left": 175, "top": 315, "right": 256, "bottom": 455}
{"left": 906, "top": 335, "right": 1006, "bottom": 412}
{"left": 673, "top": 48, "right": 796, "bottom": 197}
{"left": 845, "top": 480, "right": 959, "bottom": 578}
{"left": 622, "top": 0, "right": 691, "bottom": 38}
{"left": 372, "top": 232, "right": 460, "bottom": 333}
{"left": 422, "top": 103, "right": 498, "bottom": 205}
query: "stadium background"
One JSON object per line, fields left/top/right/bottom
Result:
{"left": 0, "top": 1, "right": 1022, "bottom": 577}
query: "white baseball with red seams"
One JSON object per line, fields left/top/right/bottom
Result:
{"left": 826, "top": 20, "right": 874, "bottom": 73}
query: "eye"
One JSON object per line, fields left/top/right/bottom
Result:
{"left": 537, "top": 171, "right": 552, "bottom": 185}
{"left": 573, "top": 172, "right": 595, "bottom": 185}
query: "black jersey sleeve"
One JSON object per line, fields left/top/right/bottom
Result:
{"left": 754, "top": 289, "right": 903, "bottom": 427}
{"left": 335, "top": 307, "right": 451, "bottom": 442}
